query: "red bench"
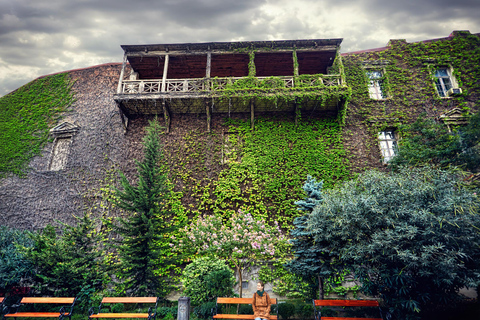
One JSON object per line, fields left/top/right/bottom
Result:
{"left": 88, "top": 297, "right": 159, "bottom": 320}
{"left": 2, "top": 297, "right": 76, "bottom": 320}
{"left": 313, "top": 299, "right": 386, "bottom": 320}
{"left": 213, "top": 297, "right": 278, "bottom": 320}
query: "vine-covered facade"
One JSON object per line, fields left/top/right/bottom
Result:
{"left": 0, "top": 30, "right": 478, "bottom": 230}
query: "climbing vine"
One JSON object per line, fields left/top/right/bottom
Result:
{"left": 161, "top": 116, "right": 351, "bottom": 228}
{"left": 0, "top": 73, "right": 75, "bottom": 178}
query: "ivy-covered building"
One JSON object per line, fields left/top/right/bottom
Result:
{"left": 0, "top": 30, "right": 479, "bottom": 230}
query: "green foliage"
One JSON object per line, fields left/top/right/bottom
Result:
{"left": 277, "top": 302, "right": 296, "bottom": 320}
{"left": 389, "top": 112, "right": 480, "bottom": 171}
{"left": 22, "top": 213, "right": 109, "bottom": 309}
{"left": 306, "top": 167, "right": 480, "bottom": 319}
{"left": 192, "top": 301, "right": 217, "bottom": 319}
{"left": 176, "top": 211, "right": 288, "bottom": 298}
{"left": 295, "top": 302, "right": 314, "bottom": 319}
{"left": 112, "top": 118, "right": 180, "bottom": 297}
{"left": 211, "top": 117, "right": 351, "bottom": 227}
{"left": 0, "top": 226, "right": 34, "bottom": 290}
{"left": 0, "top": 73, "right": 74, "bottom": 178}
{"left": 180, "top": 256, "right": 235, "bottom": 305}
{"left": 157, "top": 306, "right": 178, "bottom": 319}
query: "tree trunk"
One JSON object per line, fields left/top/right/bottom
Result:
{"left": 237, "top": 265, "right": 242, "bottom": 314}
{"left": 318, "top": 276, "right": 324, "bottom": 300}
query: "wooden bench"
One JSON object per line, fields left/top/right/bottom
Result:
{"left": 313, "top": 299, "right": 386, "bottom": 320}
{"left": 213, "top": 297, "right": 278, "bottom": 320}
{"left": 88, "top": 297, "right": 159, "bottom": 320}
{"left": 2, "top": 297, "right": 76, "bottom": 320}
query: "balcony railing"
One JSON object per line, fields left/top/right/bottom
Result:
{"left": 119, "top": 75, "right": 342, "bottom": 95}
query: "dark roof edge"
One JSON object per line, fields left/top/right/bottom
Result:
{"left": 121, "top": 38, "right": 343, "bottom": 53}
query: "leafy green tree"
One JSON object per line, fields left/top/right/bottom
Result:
{"left": 305, "top": 167, "right": 480, "bottom": 319}
{"left": 23, "top": 213, "right": 108, "bottom": 308}
{"left": 113, "top": 118, "right": 178, "bottom": 296}
{"left": 180, "top": 256, "right": 235, "bottom": 304}
{"left": 389, "top": 112, "right": 480, "bottom": 172}
{"left": 0, "top": 226, "right": 34, "bottom": 291}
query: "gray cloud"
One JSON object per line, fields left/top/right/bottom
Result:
{"left": 0, "top": 0, "right": 478, "bottom": 96}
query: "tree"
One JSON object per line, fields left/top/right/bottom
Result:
{"left": 0, "top": 226, "right": 33, "bottom": 291}
{"left": 180, "top": 256, "right": 236, "bottom": 304}
{"left": 389, "top": 112, "right": 480, "bottom": 172}
{"left": 175, "top": 211, "right": 288, "bottom": 298}
{"left": 23, "top": 213, "right": 108, "bottom": 309}
{"left": 113, "top": 118, "right": 178, "bottom": 296}
{"left": 305, "top": 167, "right": 480, "bottom": 319}
{"left": 285, "top": 176, "right": 332, "bottom": 299}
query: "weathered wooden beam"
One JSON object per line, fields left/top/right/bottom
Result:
{"left": 206, "top": 99, "right": 211, "bottom": 132}
{"left": 161, "top": 54, "right": 169, "bottom": 92}
{"left": 117, "top": 53, "right": 128, "bottom": 94}
{"left": 162, "top": 100, "right": 170, "bottom": 133}
{"left": 206, "top": 51, "right": 211, "bottom": 78}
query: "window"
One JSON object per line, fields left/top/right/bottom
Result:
{"left": 433, "top": 67, "right": 453, "bottom": 97}
{"left": 48, "top": 121, "right": 79, "bottom": 171}
{"left": 366, "top": 70, "right": 385, "bottom": 100}
{"left": 378, "top": 130, "right": 397, "bottom": 163}
{"left": 242, "top": 281, "right": 249, "bottom": 289}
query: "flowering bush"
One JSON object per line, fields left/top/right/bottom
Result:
{"left": 173, "top": 211, "right": 289, "bottom": 297}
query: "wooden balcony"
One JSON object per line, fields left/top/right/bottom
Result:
{"left": 114, "top": 74, "right": 347, "bottom": 116}
{"left": 113, "top": 39, "right": 348, "bottom": 118}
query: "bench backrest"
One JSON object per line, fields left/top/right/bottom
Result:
{"left": 101, "top": 297, "right": 158, "bottom": 304}
{"left": 216, "top": 298, "right": 277, "bottom": 305}
{"left": 313, "top": 299, "right": 379, "bottom": 307}
{"left": 20, "top": 298, "right": 76, "bottom": 304}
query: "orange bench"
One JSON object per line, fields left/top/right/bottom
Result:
{"left": 88, "top": 297, "right": 159, "bottom": 320}
{"left": 2, "top": 297, "right": 76, "bottom": 320}
{"left": 313, "top": 299, "right": 386, "bottom": 320}
{"left": 213, "top": 297, "right": 278, "bottom": 320}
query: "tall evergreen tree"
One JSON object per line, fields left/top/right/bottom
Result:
{"left": 113, "top": 118, "right": 176, "bottom": 296}
{"left": 285, "top": 175, "right": 333, "bottom": 299}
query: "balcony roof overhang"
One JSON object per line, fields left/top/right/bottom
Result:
{"left": 120, "top": 39, "right": 343, "bottom": 80}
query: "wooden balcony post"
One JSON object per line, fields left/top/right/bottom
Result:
{"left": 161, "top": 54, "right": 169, "bottom": 92}
{"left": 117, "top": 53, "right": 127, "bottom": 94}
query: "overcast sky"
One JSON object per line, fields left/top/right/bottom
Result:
{"left": 0, "top": 0, "right": 479, "bottom": 97}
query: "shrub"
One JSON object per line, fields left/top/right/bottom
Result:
{"left": 295, "top": 302, "right": 314, "bottom": 319}
{"left": 181, "top": 257, "right": 235, "bottom": 304}
{"left": 277, "top": 302, "right": 296, "bottom": 320}
{"left": 193, "top": 301, "right": 217, "bottom": 319}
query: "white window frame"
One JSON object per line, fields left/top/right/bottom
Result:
{"left": 433, "top": 66, "right": 457, "bottom": 98}
{"left": 366, "top": 69, "right": 386, "bottom": 100}
{"left": 378, "top": 130, "right": 398, "bottom": 163}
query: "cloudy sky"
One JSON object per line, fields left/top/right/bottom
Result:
{"left": 0, "top": 0, "right": 479, "bottom": 97}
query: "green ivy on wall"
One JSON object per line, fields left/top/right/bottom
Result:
{"left": 163, "top": 116, "right": 351, "bottom": 228}
{"left": 0, "top": 73, "right": 75, "bottom": 178}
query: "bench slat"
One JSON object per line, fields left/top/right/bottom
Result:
{"left": 314, "top": 300, "right": 379, "bottom": 307}
{"left": 101, "top": 297, "right": 157, "bottom": 304}
{"left": 216, "top": 298, "right": 277, "bottom": 304}
{"left": 0, "top": 297, "right": 4, "bottom": 303}
{"left": 90, "top": 314, "right": 150, "bottom": 318}
{"left": 322, "top": 318, "right": 382, "bottom": 320}
{"left": 20, "top": 298, "right": 75, "bottom": 304}
{"left": 213, "top": 315, "right": 278, "bottom": 319}
{"left": 4, "top": 313, "right": 71, "bottom": 318}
